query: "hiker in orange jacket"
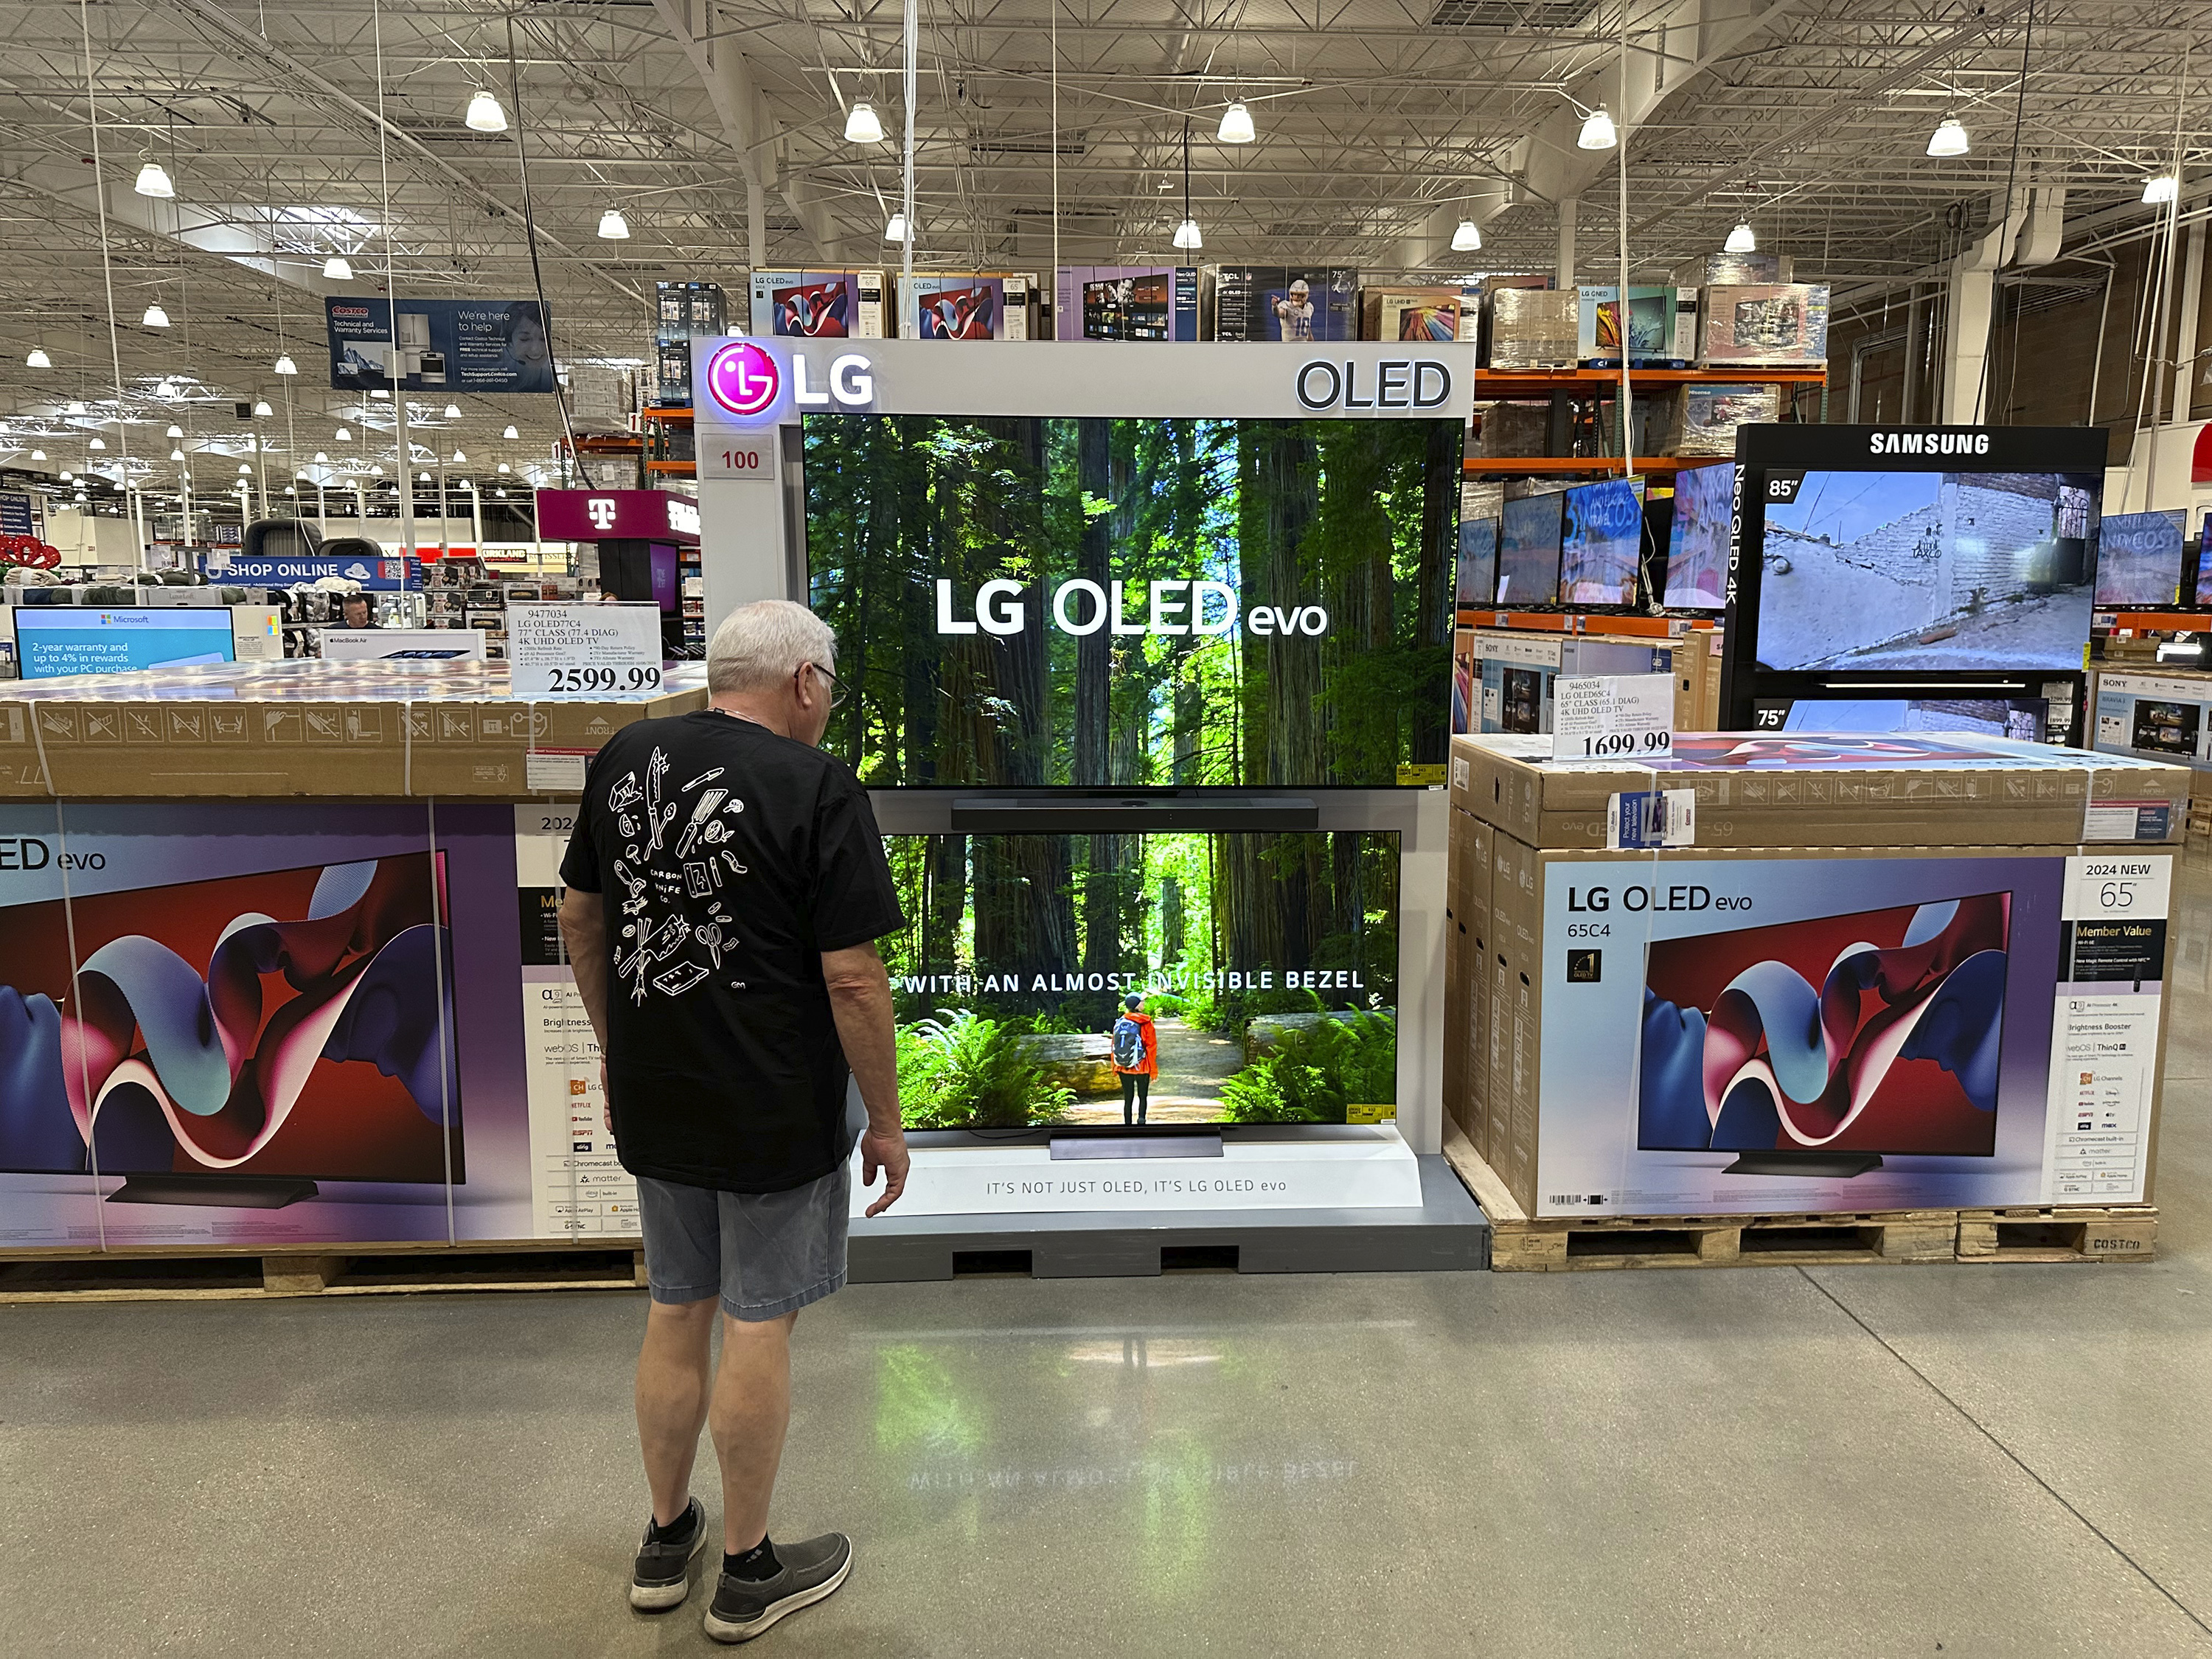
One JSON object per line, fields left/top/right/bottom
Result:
{"left": 1110, "top": 994, "right": 1159, "bottom": 1127}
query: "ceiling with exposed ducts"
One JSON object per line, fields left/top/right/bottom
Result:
{"left": 1, "top": 0, "right": 2205, "bottom": 505}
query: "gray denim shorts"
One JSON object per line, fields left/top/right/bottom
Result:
{"left": 636, "top": 1164, "right": 850, "bottom": 1322}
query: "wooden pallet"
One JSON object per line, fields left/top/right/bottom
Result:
{"left": 0, "top": 1242, "right": 647, "bottom": 1304}
{"left": 1440, "top": 1123, "right": 2156, "bottom": 1270}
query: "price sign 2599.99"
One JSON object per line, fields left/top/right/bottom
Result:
{"left": 546, "top": 664, "right": 663, "bottom": 694}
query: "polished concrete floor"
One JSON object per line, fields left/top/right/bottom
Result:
{"left": 6, "top": 872, "right": 2211, "bottom": 1658}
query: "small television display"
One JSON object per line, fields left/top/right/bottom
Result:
{"left": 1497, "top": 493, "right": 1565, "bottom": 607}
{"left": 2199, "top": 511, "right": 2212, "bottom": 605}
{"left": 15, "top": 608, "right": 234, "bottom": 678}
{"left": 0, "top": 856, "right": 459, "bottom": 1181}
{"left": 1455, "top": 517, "right": 1499, "bottom": 622}
{"left": 1559, "top": 477, "right": 1646, "bottom": 605}
{"left": 1638, "top": 890, "right": 2008, "bottom": 1158}
{"left": 804, "top": 414, "right": 1458, "bottom": 787}
{"left": 882, "top": 829, "right": 1398, "bottom": 1129}
{"left": 1082, "top": 274, "right": 1174, "bottom": 341}
{"left": 1451, "top": 631, "right": 1477, "bottom": 734}
{"left": 1755, "top": 470, "right": 2100, "bottom": 672}
{"left": 1665, "top": 463, "right": 1733, "bottom": 610}
{"left": 2129, "top": 698, "right": 2201, "bottom": 758}
{"left": 2095, "top": 509, "right": 2185, "bottom": 608}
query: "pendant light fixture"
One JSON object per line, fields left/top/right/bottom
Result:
{"left": 1452, "top": 219, "right": 1483, "bottom": 253}
{"left": 335, "top": 425, "right": 352, "bottom": 440}
{"left": 497, "top": 462, "right": 510, "bottom": 473}
{"left": 1172, "top": 119, "right": 1203, "bottom": 251}
{"left": 66, "top": 400, "right": 86, "bottom": 415}
{"left": 254, "top": 400, "right": 274, "bottom": 417}
{"left": 133, "top": 158, "right": 175, "bottom": 198}
{"left": 1217, "top": 100, "right": 1255, "bottom": 145}
{"left": 502, "top": 424, "right": 518, "bottom": 439}
{"left": 323, "top": 254, "right": 353, "bottom": 281}
{"left": 465, "top": 88, "right": 507, "bottom": 133}
{"left": 88, "top": 437, "right": 106, "bottom": 451}
{"left": 274, "top": 352, "right": 298, "bottom": 375}
{"left": 844, "top": 100, "right": 884, "bottom": 145}
{"left": 1576, "top": 106, "right": 1618, "bottom": 150}
{"left": 451, "top": 449, "right": 465, "bottom": 463}
{"left": 597, "top": 207, "right": 631, "bottom": 240}
{"left": 1926, "top": 116, "right": 1969, "bottom": 158}
{"left": 142, "top": 302, "right": 171, "bottom": 328}
{"left": 2143, "top": 175, "right": 2178, "bottom": 204}
{"left": 26, "top": 347, "right": 52, "bottom": 369}
{"left": 171, "top": 448, "right": 185, "bottom": 462}
{"left": 883, "top": 210, "right": 911, "bottom": 243}
{"left": 1724, "top": 221, "right": 1757, "bottom": 253}
{"left": 167, "top": 424, "right": 183, "bottom": 438}
{"left": 444, "top": 403, "right": 462, "bottom": 420}
{"left": 28, "top": 450, "right": 44, "bottom": 462}
{"left": 315, "top": 452, "right": 329, "bottom": 463}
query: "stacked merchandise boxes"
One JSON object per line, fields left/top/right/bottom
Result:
{"left": 1456, "top": 631, "right": 1686, "bottom": 737}
{"left": 2092, "top": 669, "right": 2212, "bottom": 773}
{"left": 1445, "top": 731, "right": 2189, "bottom": 1219}
{"left": 1653, "top": 382, "right": 1784, "bottom": 456}
{"left": 1697, "top": 285, "right": 1831, "bottom": 369}
{"left": 1574, "top": 286, "right": 1691, "bottom": 366}
{"left": 897, "top": 272, "right": 1036, "bottom": 340}
{"left": 1212, "top": 266, "right": 1359, "bottom": 341}
{"left": 651, "top": 281, "right": 729, "bottom": 407}
{"left": 1361, "top": 285, "right": 1464, "bottom": 343}
{"left": 567, "top": 365, "right": 635, "bottom": 435}
{"left": 1055, "top": 266, "right": 1206, "bottom": 340}
{"left": 1484, "top": 286, "right": 1578, "bottom": 369}
{"left": 748, "top": 271, "right": 888, "bottom": 338}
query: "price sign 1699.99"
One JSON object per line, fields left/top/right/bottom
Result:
{"left": 1573, "top": 728, "right": 1673, "bottom": 759}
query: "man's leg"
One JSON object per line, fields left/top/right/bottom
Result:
{"left": 1121, "top": 1073, "right": 1136, "bottom": 1125}
{"left": 708, "top": 1310, "right": 798, "bottom": 1556}
{"left": 635, "top": 1297, "right": 717, "bottom": 1526}
{"left": 1136, "top": 1073, "right": 1150, "bottom": 1126}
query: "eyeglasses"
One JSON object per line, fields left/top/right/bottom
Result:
{"left": 801, "top": 661, "right": 847, "bottom": 709}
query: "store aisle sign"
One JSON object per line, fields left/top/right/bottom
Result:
{"left": 1551, "top": 672, "right": 1675, "bottom": 763}
{"left": 507, "top": 602, "right": 664, "bottom": 699}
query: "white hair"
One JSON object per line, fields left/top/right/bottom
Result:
{"left": 706, "top": 599, "right": 836, "bottom": 696}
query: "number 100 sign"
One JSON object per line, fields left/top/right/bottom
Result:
{"left": 507, "top": 602, "right": 666, "bottom": 698}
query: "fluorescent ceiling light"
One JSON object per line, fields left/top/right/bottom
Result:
{"left": 844, "top": 101, "right": 884, "bottom": 145}
{"left": 2144, "top": 175, "right": 2178, "bottom": 204}
{"left": 142, "top": 303, "right": 172, "bottom": 328}
{"left": 323, "top": 255, "right": 353, "bottom": 281}
{"left": 1172, "top": 216, "right": 1203, "bottom": 250}
{"left": 465, "top": 89, "right": 507, "bottom": 133}
{"left": 1927, "top": 117, "right": 1969, "bottom": 157}
{"left": 1452, "top": 220, "right": 1483, "bottom": 252}
{"left": 1577, "top": 108, "right": 1617, "bottom": 150}
{"left": 26, "top": 347, "right": 51, "bottom": 369}
{"left": 274, "top": 353, "right": 298, "bottom": 375}
{"left": 1217, "top": 101, "right": 1255, "bottom": 145}
{"left": 883, "top": 210, "right": 910, "bottom": 242}
{"left": 597, "top": 208, "right": 630, "bottom": 240}
{"left": 1725, "top": 221, "right": 1757, "bottom": 253}
{"left": 134, "top": 160, "right": 175, "bottom": 199}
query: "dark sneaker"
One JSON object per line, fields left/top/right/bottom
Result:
{"left": 703, "top": 1533, "right": 853, "bottom": 1644}
{"left": 629, "top": 1498, "right": 708, "bottom": 1611}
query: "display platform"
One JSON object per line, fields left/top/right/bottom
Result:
{"left": 848, "top": 1152, "right": 1486, "bottom": 1281}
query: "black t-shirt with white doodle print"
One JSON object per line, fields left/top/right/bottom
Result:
{"left": 560, "top": 710, "right": 904, "bottom": 1193}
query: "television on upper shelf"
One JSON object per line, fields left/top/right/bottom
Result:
{"left": 1559, "top": 476, "right": 1646, "bottom": 606}
{"left": 1496, "top": 492, "right": 1565, "bottom": 607}
{"left": 0, "top": 855, "right": 460, "bottom": 1204}
{"left": 1639, "top": 887, "right": 2009, "bottom": 1175}
{"left": 881, "top": 828, "right": 1399, "bottom": 1131}
{"left": 803, "top": 414, "right": 1461, "bottom": 788}
{"left": 2094, "top": 510, "right": 2186, "bottom": 608}
{"left": 1455, "top": 515, "right": 1499, "bottom": 625}
{"left": 1663, "top": 463, "right": 1733, "bottom": 611}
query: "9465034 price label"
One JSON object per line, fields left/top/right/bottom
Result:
{"left": 1551, "top": 672, "right": 1677, "bottom": 764}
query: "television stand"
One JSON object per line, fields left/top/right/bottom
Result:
{"left": 1721, "top": 1151, "right": 1883, "bottom": 1179}
{"left": 107, "top": 1175, "right": 321, "bottom": 1209}
{"left": 1051, "top": 1134, "right": 1223, "bottom": 1161}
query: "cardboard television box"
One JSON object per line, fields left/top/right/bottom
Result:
{"left": 897, "top": 272, "right": 1035, "bottom": 341}
{"left": 2092, "top": 669, "right": 2212, "bottom": 773}
{"left": 748, "top": 270, "right": 888, "bottom": 339}
{"left": 1362, "top": 286, "right": 1464, "bottom": 344}
{"left": 1473, "top": 838, "right": 2175, "bottom": 1219}
{"left": 1470, "top": 634, "right": 1685, "bottom": 737}
{"left": 1211, "top": 267, "right": 1359, "bottom": 342}
{"left": 1574, "top": 285, "right": 1682, "bottom": 366}
{"left": 0, "top": 661, "right": 707, "bottom": 799}
{"left": 1484, "top": 287, "right": 1578, "bottom": 370}
{"left": 1055, "top": 266, "right": 1206, "bottom": 341}
{"left": 1697, "top": 284, "right": 1830, "bottom": 368}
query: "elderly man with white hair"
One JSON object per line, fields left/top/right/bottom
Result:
{"left": 558, "top": 598, "right": 908, "bottom": 1644}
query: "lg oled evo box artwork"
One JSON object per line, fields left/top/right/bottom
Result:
{"left": 803, "top": 413, "right": 1461, "bottom": 788}
{"left": 879, "top": 828, "right": 1399, "bottom": 1130}
{"left": 748, "top": 270, "right": 888, "bottom": 339}
{"left": 0, "top": 801, "right": 538, "bottom": 1248}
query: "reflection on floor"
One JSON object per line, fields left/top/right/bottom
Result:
{"left": 4, "top": 860, "right": 2210, "bottom": 1658}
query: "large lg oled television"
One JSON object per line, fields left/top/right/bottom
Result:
{"left": 880, "top": 828, "right": 1398, "bottom": 1130}
{"left": 0, "top": 856, "right": 460, "bottom": 1192}
{"left": 804, "top": 414, "right": 1461, "bottom": 787}
{"left": 1638, "top": 889, "right": 2008, "bottom": 1171}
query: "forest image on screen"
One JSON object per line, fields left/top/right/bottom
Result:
{"left": 805, "top": 416, "right": 1459, "bottom": 787}
{"left": 881, "top": 830, "right": 1398, "bottom": 1129}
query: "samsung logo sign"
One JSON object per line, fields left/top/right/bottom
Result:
{"left": 1295, "top": 359, "right": 1453, "bottom": 412}
{"left": 1868, "top": 431, "right": 1992, "bottom": 455}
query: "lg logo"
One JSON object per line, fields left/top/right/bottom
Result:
{"left": 585, "top": 497, "right": 619, "bottom": 531}
{"left": 705, "top": 341, "right": 781, "bottom": 418}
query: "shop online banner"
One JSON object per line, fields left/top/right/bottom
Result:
{"left": 324, "top": 296, "right": 556, "bottom": 394}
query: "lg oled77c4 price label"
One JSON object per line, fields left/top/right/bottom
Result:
{"left": 1551, "top": 673, "right": 1675, "bottom": 763}
{"left": 507, "top": 603, "right": 664, "bottom": 698}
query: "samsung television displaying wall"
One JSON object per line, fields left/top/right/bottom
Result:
{"left": 804, "top": 414, "right": 1460, "bottom": 788}
{"left": 1721, "top": 425, "right": 2107, "bottom": 727}
{"left": 880, "top": 828, "right": 1398, "bottom": 1130}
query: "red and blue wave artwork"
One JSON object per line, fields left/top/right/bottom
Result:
{"left": 0, "top": 857, "right": 458, "bottom": 1181}
{"left": 1640, "top": 892, "right": 2008, "bottom": 1157}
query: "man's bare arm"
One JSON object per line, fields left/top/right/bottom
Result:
{"left": 822, "top": 941, "right": 908, "bottom": 1215}
{"left": 558, "top": 888, "right": 611, "bottom": 1047}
